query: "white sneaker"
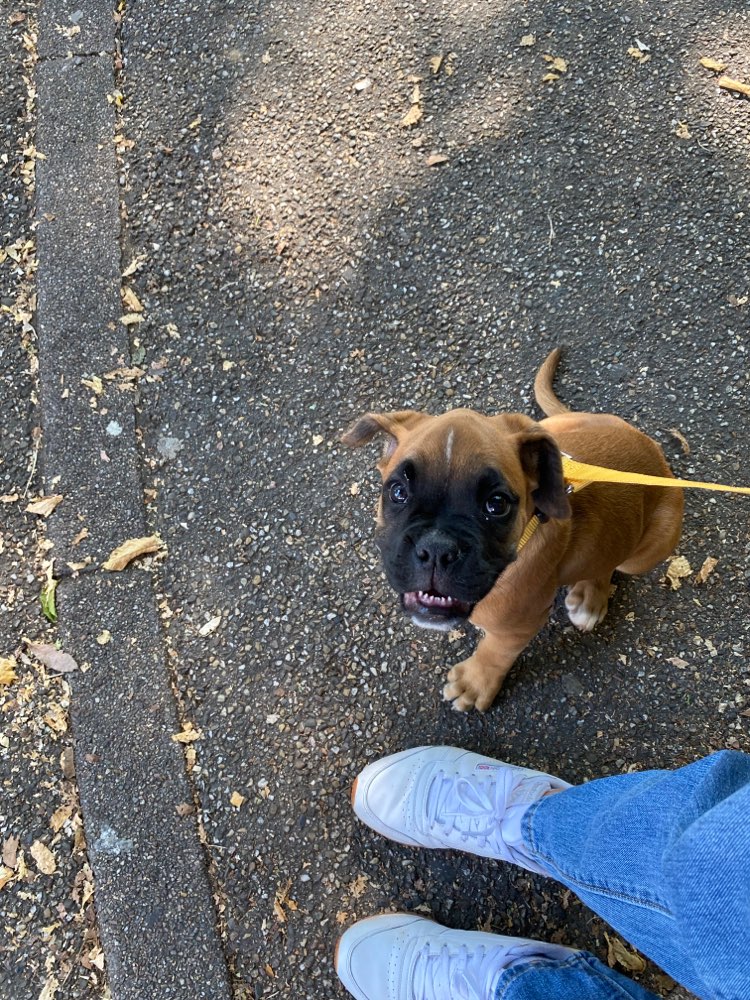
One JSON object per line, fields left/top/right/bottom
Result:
{"left": 335, "top": 913, "right": 578, "bottom": 1000}
{"left": 352, "top": 746, "right": 571, "bottom": 876}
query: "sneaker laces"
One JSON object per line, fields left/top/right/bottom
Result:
{"left": 411, "top": 941, "right": 501, "bottom": 1000}
{"left": 425, "top": 768, "right": 551, "bottom": 858}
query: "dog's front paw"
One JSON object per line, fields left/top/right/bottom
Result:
{"left": 565, "top": 579, "right": 610, "bottom": 632}
{"left": 443, "top": 657, "right": 503, "bottom": 713}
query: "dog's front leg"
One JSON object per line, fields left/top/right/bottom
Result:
{"left": 443, "top": 586, "right": 556, "bottom": 712}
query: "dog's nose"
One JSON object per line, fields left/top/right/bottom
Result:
{"left": 415, "top": 530, "right": 461, "bottom": 568}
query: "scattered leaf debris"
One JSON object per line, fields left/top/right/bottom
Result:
{"left": 122, "top": 252, "right": 147, "bottom": 277}
{"left": 627, "top": 46, "right": 651, "bottom": 63}
{"left": 0, "top": 656, "right": 17, "bottom": 686}
{"left": 26, "top": 641, "right": 79, "bottom": 675}
{"left": 694, "top": 556, "right": 718, "bottom": 585}
{"left": 273, "top": 879, "right": 298, "bottom": 923}
{"left": 198, "top": 615, "right": 222, "bottom": 636}
{"left": 172, "top": 722, "right": 203, "bottom": 743}
{"left": 520, "top": 34, "right": 536, "bottom": 48}
{"left": 664, "top": 555, "right": 692, "bottom": 590}
{"left": 667, "top": 427, "right": 690, "bottom": 455}
{"left": 30, "top": 840, "right": 57, "bottom": 875}
{"left": 400, "top": 103, "right": 422, "bottom": 128}
{"left": 606, "top": 933, "right": 646, "bottom": 972}
{"left": 101, "top": 534, "right": 164, "bottom": 571}
{"left": 700, "top": 56, "right": 728, "bottom": 73}
{"left": 718, "top": 76, "right": 750, "bottom": 98}
{"left": 25, "top": 494, "right": 63, "bottom": 517}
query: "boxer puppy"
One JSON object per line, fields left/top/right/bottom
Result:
{"left": 342, "top": 349, "right": 683, "bottom": 711}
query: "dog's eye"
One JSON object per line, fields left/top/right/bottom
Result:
{"left": 388, "top": 482, "right": 409, "bottom": 504}
{"left": 483, "top": 494, "right": 512, "bottom": 519}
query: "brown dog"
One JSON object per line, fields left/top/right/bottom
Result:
{"left": 343, "top": 349, "right": 683, "bottom": 711}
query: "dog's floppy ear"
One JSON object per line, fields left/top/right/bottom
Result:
{"left": 342, "top": 410, "right": 428, "bottom": 462}
{"left": 518, "top": 431, "right": 571, "bottom": 520}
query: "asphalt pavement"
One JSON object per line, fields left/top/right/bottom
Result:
{"left": 3, "top": 0, "right": 750, "bottom": 998}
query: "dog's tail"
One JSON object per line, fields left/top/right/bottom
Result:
{"left": 534, "top": 347, "right": 571, "bottom": 416}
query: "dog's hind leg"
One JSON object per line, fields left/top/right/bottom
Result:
{"left": 616, "top": 490, "right": 684, "bottom": 575}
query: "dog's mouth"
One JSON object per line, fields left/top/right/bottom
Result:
{"left": 401, "top": 590, "right": 473, "bottom": 631}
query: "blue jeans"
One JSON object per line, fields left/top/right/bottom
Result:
{"left": 495, "top": 750, "right": 750, "bottom": 1000}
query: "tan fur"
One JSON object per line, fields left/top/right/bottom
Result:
{"left": 344, "top": 350, "right": 683, "bottom": 711}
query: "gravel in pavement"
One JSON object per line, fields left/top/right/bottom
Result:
{"left": 118, "top": 1, "right": 749, "bottom": 997}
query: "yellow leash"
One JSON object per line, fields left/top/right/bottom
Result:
{"left": 561, "top": 457, "right": 750, "bottom": 497}
{"left": 516, "top": 455, "right": 750, "bottom": 552}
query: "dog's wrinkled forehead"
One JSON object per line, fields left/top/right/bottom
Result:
{"left": 382, "top": 411, "right": 526, "bottom": 488}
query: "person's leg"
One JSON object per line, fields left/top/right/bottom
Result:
{"left": 522, "top": 748, "right": 750, "bottom": 999}
{"left": 335, "top": 913, "right": 659, "bottom": 1000}
{"left": 349, "top": 746, "right": 750, "bottom": 1000}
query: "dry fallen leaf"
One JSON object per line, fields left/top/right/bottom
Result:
{"left": 50, "top": 804, "right": 74, "bottom": 833}
{"left": 667, "top": 427, "right": 690, "bottom": 455}
{"left": 0, "top": 866, "right": 15, "bottom": 891}
{"left": 120, "top": 312, "right": 144, "bottom": 326}
{"left": 43, "top": 704, "right": 68, "bottom": 733}
{"left": 667, "top": 656, "right": 689, "bottom": 669}
{"left": 2, "top": 835, "right": 19, "bottom": 869}
{"left": 543, "top": 54, "right": 568, "bottom": 73}
{"left": 122, "top": 253, "right": 147, "bottom": 277}
{"left": 102, "top": 534, "right": 164, "bottom": 571}
{"left": 700, "top": 56, "right": 728, "bottom": 73}
{"left": 121, "top": 287, "right": 143, "bottom": 312}
{"left": 542, "top": 72, "right": 560, "bottom": 84}
{"left": 627, "top": 47, "right": 651, "bottom": 63}
{"left": 176, "top": 802, "right": 195, "bottom": 817}
{"left": 96, "top": 630, "right": 112, "bottom": 646}
{"left": 426, "top": 153, "right": 449, "bottom": 166}
{"left": 0, "top": 657, "right": 17, "bottom": 686}
{"left": 665, "top": 555, "right": 692, "bottom": 590}
{"left": 400, "top": 104, "right": 423, "bottom": 128}
{"left": 349, "top": 873, "right": 369, "bottom": 899}
{"left": 675, "top": 121, "right": 692, "bottom": 140}
{"left": 230, "top": 791, "right": 245, "bottom": 808}
{"left": 82, "top": 375, "right": 104, "bottom": 395}
{"left": 26, "top": 642, "right": 78, "bottom": 674}
{"left": 198, "top": 615, "right": 222, "bottom": 636}
{"left": 38, "top": 976, "right": 59, "bottom": 1000}
{"left": 694, "top": 556, "right": 718, "bottom": 585}
{"left": 606, "top": 933, "right": 646, "bottom": 972}
{"left": 520, "top": 34, "right": 536, "bottom": 47}
{"left": 429, "top": 54, "right": 444, "bottom": 75}
{"left": 312, "top": 434, "right": 324, "bottom": 447}
{"left": 30, "top": 840, "right": 57, "bottom": 875}
{"left": 718, "top": 76, "right": 750, "bottom": 98}
{"left": 25, "top": 494, "right": 63, "bottom": 517}
{"left": 172, "top": 723, "right": 203, "bottom": 744}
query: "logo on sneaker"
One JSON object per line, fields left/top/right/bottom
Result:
{"left": 475, "top": 763, "right": 501, "bottom": 771}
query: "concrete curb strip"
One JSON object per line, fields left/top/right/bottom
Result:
{"left": 34, "top": 9, "right": 232, "bottom": 999}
